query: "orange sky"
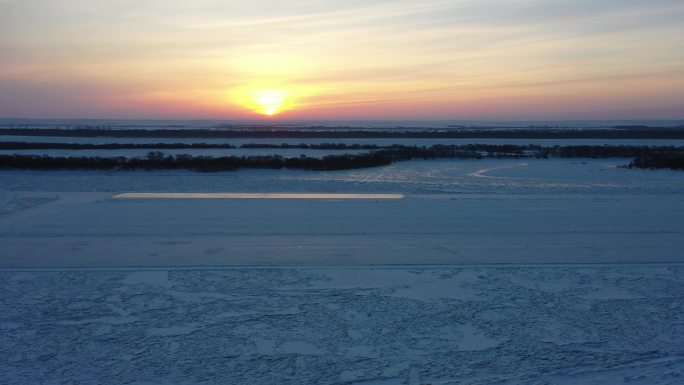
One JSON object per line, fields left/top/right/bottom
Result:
{"left": 1, "top": 1, "right": 683, "bottom": 119}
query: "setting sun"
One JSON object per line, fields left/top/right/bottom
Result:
{"left": 249, "top": 89, "right": 290, "bottom": 116}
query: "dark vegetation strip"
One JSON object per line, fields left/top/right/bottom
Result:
{"left": 0, "top": 142, "right": 379, "bottom": 150}
{"left": 0, "top": 142, "right": 235, "bottom": 150}
{"left": 240, "top": 143, "right": 379, "bottom": 149}
{"left": 2, "top": 145, "right": 684, "bottom": 171}
{"left": 2, "top": 127, "right": 684, "bottom": 139}
{"left": 2, "top": 142, "right": 683, "bottom": 154}
{"left": 626, "top": 155, "right": 684, "bottom": 171}
{"left": 0, "top": 152, "right": 394, "bottom": 171}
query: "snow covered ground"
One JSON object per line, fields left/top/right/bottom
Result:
{"left": 1, "top": 190, "right": 683, "bottom": 267}
{"left": 5, "top": 134, "right": 684, "bottom": 147}
{"left": 1, "top": 157, "right": 683, "bottom": 383}
{"left": 2, "top": 157, "right": 683, "bottom": 195}
{"left": 1, "top": 159, "right": 683, "bottom": 267}
{"left": 2, "top": 265, "right": 683, "bottom": 384}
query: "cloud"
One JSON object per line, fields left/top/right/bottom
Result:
{"left": 0, "top": 0, "right": 683, "bottom": 118}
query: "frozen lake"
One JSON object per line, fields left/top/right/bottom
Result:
{"left": 5, "top": 135, "right": 684, "bottom": 160}
{"left": 1, "top": 158, "right": 683, "bottom": 267}
{"left": 2, "top": 150, "right": 684, "bottom": 384}
{"left": 3, "top": 265, "right": 683, "bottom": 384}
{"left": 4, "top": 134, "right": 684, "bottom": 147}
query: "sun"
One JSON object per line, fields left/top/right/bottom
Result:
{"left": 230, "top": 86, "right": 297, "bottom": 116}
{"left": 250, "top": 89, "right": 290, "bottom": 116}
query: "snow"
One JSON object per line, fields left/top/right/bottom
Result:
{"left": 442, "top": 325, "right": 500, "bottom": 351}
{"left": 1, "top": 116, "right": 682, "bottom": 131}
{"left": 4, "top": 134, "right": 684, "bottom": 147}
{"left": 467, "top": 162, "right": 528, "bottom": 177}
{"left": 1, "top": 188, "right": 682, "bottom": 266}
{"left": 2, "top": 158, "right": 682, "bottom": 195}
{"left": 280, "top": 341, "right": 325, "bottom": 355}
{"left": 113, "top": 192, "right": 405, "bottom": 199}
{"left": 2, "top": 152, "right": 684, "bottom": 383}
{"left": 147, "top": 325, "right": 199, "bottom": 336}
{"left": 1, "top": 266, "right": 684, "bottom": 384}
{"left": 123, "top": 271, "right": 172, "bottom": 287}
{"left": 0, "top": 158, "right": 682, "bottom": 268}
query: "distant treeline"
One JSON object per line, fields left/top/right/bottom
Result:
{"left": 3, "top": 127, "right": 684, "bottom": 139}
{"left": 0, "top": 152, "right": 393, "bottom": 172}
{"left": 2, "top": 142, "right": 683, "bottom": 155}
{"left": 625, "top": 155, "right": 684, "bottom": 171}
{"left": 2, "top": 145, "right": 684, "bottom": 171}
{"left": 0, "top": 141, "right": 378, "bottom": 150}
{"left": 240, "top": 143, "right": 379, "bottom": 149}
{"left": 0, "top": 142, "right": 235, "bottom": 150}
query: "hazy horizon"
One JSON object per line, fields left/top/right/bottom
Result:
{"left": 1, "top": 116, "right": 684, "bottom": 123}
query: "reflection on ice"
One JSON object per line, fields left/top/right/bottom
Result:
{"left": 112, "top": 193, "right": 405, "bottom": 199}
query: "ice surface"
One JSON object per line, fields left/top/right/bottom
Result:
{"left": 123, "top": 271, "right": 172, "bottom": 287}
{"left": 2, "top": 158, "right": 682, "bottom": 195}
{"left": 280, "top": 341, "right": 325, "bottom": 355}
{"left": 1, "top": 158, "right": 683, "bottom": 267}
{"left": 4, "top": 134, "right": 684, "bottom": 147}
{"left": 113, "top": 193, "right": 405, "bottom": 199}
{"left": 1, "top": 266, "right": 683, "bottom": 384}
{"left": 2, "top": 151, "right": 684, "bottom": 383}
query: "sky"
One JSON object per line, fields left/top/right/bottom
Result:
{"left": 1, "top": 0, "right": 683, "bottom": 120}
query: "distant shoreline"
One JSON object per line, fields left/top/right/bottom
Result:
{"left": 2, "top": 144, "right": 682, "bottom": 171}
{"left": 3, "top": 127, "right": 684, "bottom": 139}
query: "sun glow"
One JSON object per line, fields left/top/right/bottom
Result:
{"left": 249, "top": 89, "right": 290, "bottom": 116}
{"left": 230, "top": 82, "right": 327, "bottom": 117}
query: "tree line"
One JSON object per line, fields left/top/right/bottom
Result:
{"left": 0, "top": 152, "right": 393, "bottom": 172}
{"left": 240, "top": 143, "right": 380, "bottom": 149}
{"left": 625, "top": 155, "right": 684, "bottom": 171}
{"left": 0, "top": 141, "right": 378, "bottom": 150}
{"left": 1, "top": 145, "right": 684, "bottom": 171}
{"left": 0, "top": 142, "right": 235, "bottom": 150}
{"left": 3, "top": 141, "right": 683, "bottom": 156}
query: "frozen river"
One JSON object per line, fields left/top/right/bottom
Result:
{"left": 2, "top": 155, "right": 684, "bottom": 384}
{"left": 1, "top": 158, "right": 683, "bottom": 267}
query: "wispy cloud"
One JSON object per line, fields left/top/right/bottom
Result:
{"left": 1, "top": 0, "right": 682, "bottom": 118}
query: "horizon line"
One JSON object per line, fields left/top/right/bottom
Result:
{"left": 1, "top": 117, "right": 683, "bottom": 122}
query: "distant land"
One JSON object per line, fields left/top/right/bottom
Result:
{"left": 2, "top": 126, "right": 684, "bottom": 139}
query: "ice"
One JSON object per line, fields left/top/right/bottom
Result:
{"left": 2, "top": 172, "right": 683, "bottom": 267}
{"left": 56, "top": 316, "right": 139, "bottom": 325}
{"left": 389, "top": 270, "right": 482, "bottom": 301}
{"left": 446, "top": 325, "right": 500, "bottom": 351}
{"left": 2, "top": 266, "right": 683, "bottom": 384}
{"left": 113, "top": 192, "right": 404, "bottom": 199}
{"left": 468, "top": 162, "right": 528, "bottom": 178}
{"left": 346, "top": 345, "right": 376, "bottom": 358}
{"left": 147, "top": 325, "right": 198, "bottom": 336}
{"left": 2, "top": 145, "right": 684, "bottom": 383}
{"left": 582, "top": 285, "right": 640, "bottom": 300}
{"left": 253, "top": 338, "right": 276, "bottom": 354}
{"left": 348, "top": 379, "right": 403, "bottom": 385}
{"left": 279, "top": 341, "right": 325, "bottom": 355}
{"left": 123, "top": 271, "right": 172, "bottom": 287}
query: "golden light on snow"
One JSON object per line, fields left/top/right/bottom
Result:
{"left": 113, "top": 193, "right": 405, "bottom": 199}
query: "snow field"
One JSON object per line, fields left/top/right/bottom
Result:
{"left": 2, "top": 266, "right": 683, "bottom": 384}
